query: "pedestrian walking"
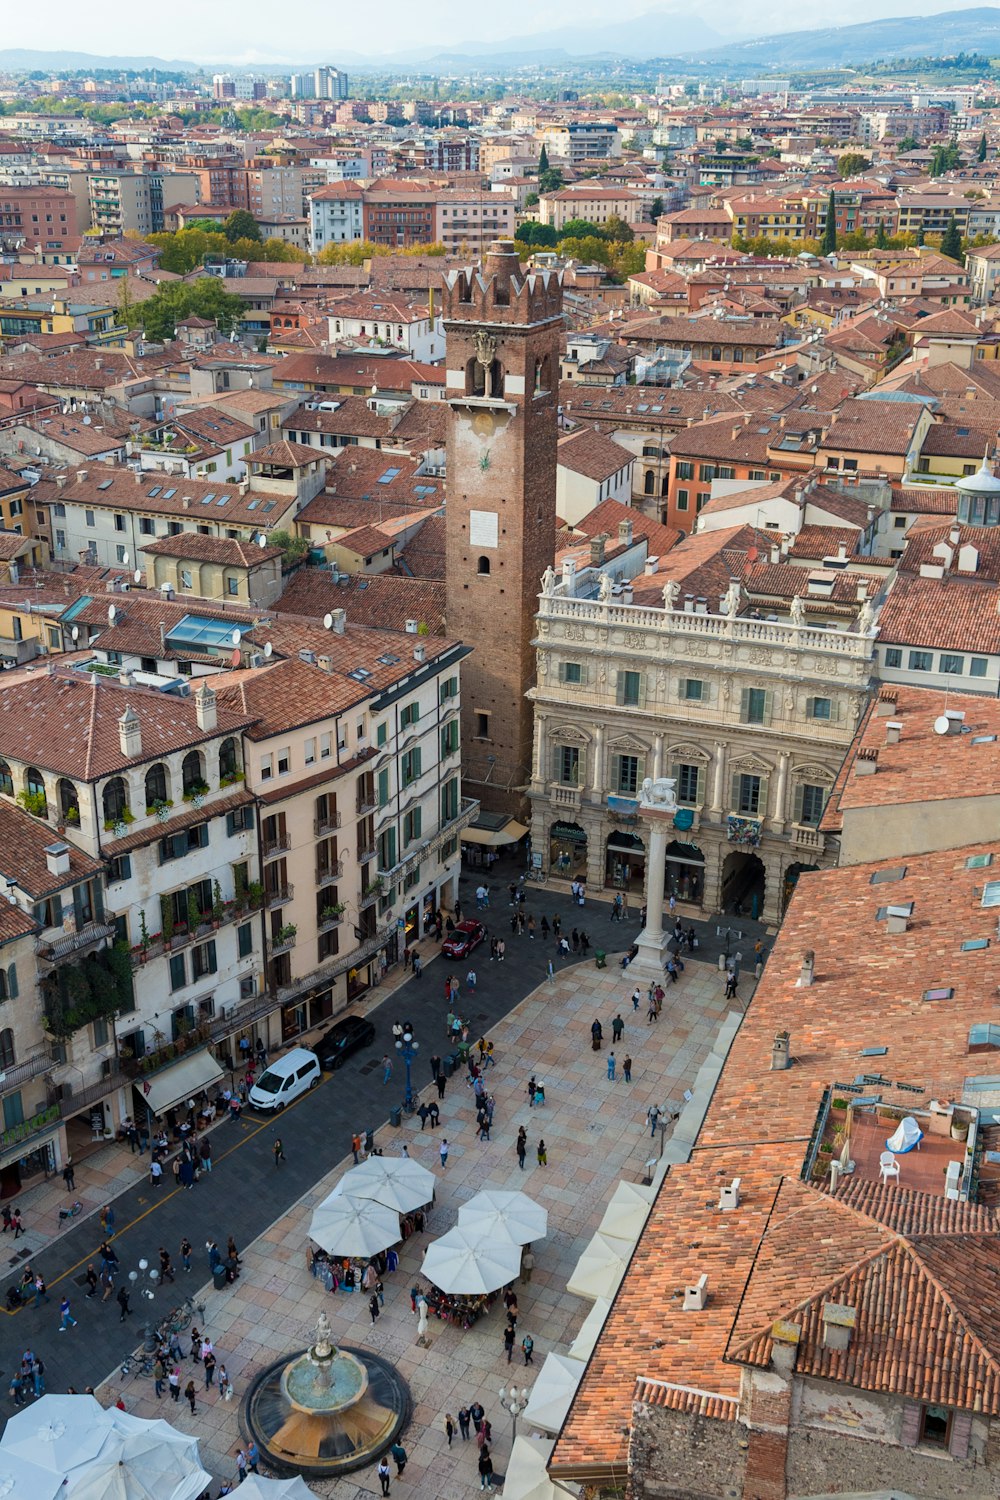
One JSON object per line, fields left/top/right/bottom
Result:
{"left": 547, "top": 958, "right": 554, "bottom": 982}
{"left": 84, "top": 1263, "right": 98, "bottom": 1299}
{"left": 522, "top": 1333, "right": 534, "bottom": 1365}
{"left": 32, "top": 1356, "right": 45, "bottom": 1397}
{"left": 503, "top": 1324, "right": 515, "bottom": 1362}
{"left": 204, "top": 1349, "right": 217, "bottom": 1389}
{"left": 430, "top": 1052, "right": 442, "bottom": 1081}
{"left": 58, "top": 1295, "right": 77, "bottom": 1331}
{"left": 412, "top": 954, "right": 422, "bottom": 979}
{"left": 466, "top": 968, "right": 477, "bottom": 990}
{"left": 117, "top": 1286, "right": 132, "bottom": 1322}
{"left": 247, "top": 1439, "right": 259, "bottom": 1473}
{"left": 382, "top": 1054, "right": 393, "bottom": 1085}
{"left": 607, "top": 1051, "right": 616, "bottom": 1081}
{"left": 184, "top": 1380, "right": 196, "bottom": 1414}
{"left": 352, "top": 1132, "right": 362, "bottom": 1162}
{"left": 458, "top": 1406, "right": 472, "bottom": 1440}
{"left": 516, "top": 1127, "right": 527, "bottom": 1170}
{"left": 62, "top": 1160, "right": 75, "bottom": 1191}
{"left": 180, "top": 1236, "right": 193, "bottom": 1273}
{"left": 521, "top": 1246, "right": 534, "bottom": 1285}
{"left": 199, "top": 1138, "right": 212, "bottom": 1174}
{"left": 8, "top": 1372, "right": 23, "bottom": 1406}
{"left": 169, "top": 1366, "right": 181, "bottom": 1401}
{"left": 153, "top": 1360, "right": 166, "bottom": 1399}
{"left": 369, "top": 1293, "right": 380, "bottom": 1324}
{"left": 479, "top": 1450, "right": 494, "bottom": 1491}
{"left": 33, "top": 1272, "right": 50, "bottom": 1307}
{"left": 12, "top": 1208, "right": 23, "bottom": 1238}
{"left": 647, "top": 1104, "right": 661, "bottom": 1138}
{"left": 219, "top": 1364, "right": 231, "bottom": 1400}
{"left": 632, "top": 986, "right": 641, "bottom": 1011}
{"left": 537, "top": 1139, "right": 547, "bottom": 1166}
{"left": 391, "top": 1441, "right": 407, "bottom": 1477}
{"left": 99, "top": 1204, "right": 115, "bottom": 1236}
{"left": 623, "top": 1054, "right": 633, "bottom": 1082}
{"left": 428, "top": 1100, "right": 440, "bottom": 1127}
{"left": 611, "top": 1013, "right": 624, "bottom": 1042}
{"left": 497, "top": 938, "right": 505, "bottom": 962}
{"left": 273, "top": 1137, "right": 285, "bottom": 1167}
{"left": 377, "top": 1458, "right": 391, "bottom": 1495}
{"left": 235, "top": 1450, "right": 247, "bottom": 1485}
{"left": 149, "top": 1158, "right": 163, "bottom": 1188}
{"left": 725, "top": 969, "right": 738, "bottom": 1000}
{"left": 440, "top": 1138, "right": 449, "bottom": 1169}
{"left": 470, "top": 1401, "right": 485, "bottom": 1433}
{"left": 159, "top": 1247, "right": 175, "bottom": 1283}
{"left": 445, "top": 1412, "right": 456, "bottom": 1446}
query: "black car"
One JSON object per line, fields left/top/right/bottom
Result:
{"left": 316, "top": 1015, "right": 376, "bottom": 1071}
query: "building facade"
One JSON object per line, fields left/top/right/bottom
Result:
{"left": 527, "top": 582, "right": 874, "bottom": 922}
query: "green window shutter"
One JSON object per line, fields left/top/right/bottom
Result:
{"left": 377, "top": 722, "right": 387, "bottom": 746}
{"left": 378, "top": 767, "right": 389, "bottom": 807}
{"left": 413, "top": 747, "right": 422, "bottom": 779}
{"left": 615, "top": 671, "right": 624, "bottom": 706}
{"left": 636, "top": 673, "right": 647, "bottom": 708}
{"left": 740, "top": 687, "right": 750, "bottom": 721}
{"left": 6, "top": 963, "right": 16, "bottom": 999}
{"left": 413, "top": 806, "right": 422, "bottom": 839}
{"left": 610, "top": 754, "right": 621, "bottom": 791}
{"left": 793, "top": 783, "right": 804, "bottom": 823}
{"left": 730, "top": 772, "right": 741, "bottom": 811}
{"left": 763, "top": 689, "right": 773, "bottom": 724}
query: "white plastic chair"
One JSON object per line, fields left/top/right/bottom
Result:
{"left": 879, "top": 1150, "right": 900, "bottom": 1184}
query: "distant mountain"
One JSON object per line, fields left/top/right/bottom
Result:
{"left": 0, "top": 47, "right": 203, "bottom": 71}
{"left": 407, "top": 12, "right": 722, "bottom": 64}
{"left": 695, "top": 6, "right": 1000, "bottom": 67}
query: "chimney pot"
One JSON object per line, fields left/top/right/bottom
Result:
{"left": 886, "top": 902, "right": 913, "bottom": 934}
{"left": 771, "top": 1029, "right": 792, "bottom": 1068}
{"left": 821, "top": 1302, "right": 856, "bottom": 1352}
{"left": 683, "top": 1274, "right": 708, "bottom": 1311}
{"left": 719, "top": 1177, "right": 741, "bottom": 1211}
{"left": 885, "top": 720, "right": 903, "bottom": 744}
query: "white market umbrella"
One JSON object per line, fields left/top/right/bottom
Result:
{"left": 567, "top": 1295, "right": 613, "bottom": 1362}
{"left": 566, "top": 1229, "right": 634, "bottom": 1302}
{"left": 1, "top": 1393, "right": 109, "bottom": 1473}
{"left": 65, "top": 1422, "right": 210, "bottom": 1500}
{"left": 597, "top": 1179, "right": 656, "bottom": 1243}
{"left": 458, "top": 1188, "right": 548, "bottom": 1245}
{"left": 230, "top": 1479, "right": 315, "bottom": 1500}
{"left": 0, "top": 1450, "right": 64, "bottom": 1500}
{"left": 421, "top": 1226, "right": 522, "bottom": 1294}
{"left": 346, "top": 1155, "right": 436, "bottom": 1214}
{"left": 309, "top": 1192, "right": 401, "bottom": 1258}
{"left": 501, "top": 1436, "right": 580, "bottom": 1500}
{"left": 523, "top": 1352, "right": 587, "bottom": 1436}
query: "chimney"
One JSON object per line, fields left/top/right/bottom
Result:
{"left": 821, "top": 1303, "right": 856, "bottom": 1353}
{"left": 622, "top": 584, "right": 634, "bottom": 604}
{"left": 330, "top": 608, "right": 346, "bottom": 634}
{"left": 800, "top": 949, "right": 816, "bottom": 987}
{"left": 885, "top": 720, "right": 903, "bottom": 745}
{"left": 771, "top": 1030, "right": 791, "bottom": 1069}
{"left": 117, "top": 704, "right": 141, "bottom": 758}
{"left": 770, "top": 1319, "right": 801, "bottom": 1377}
{"left": 854, "top": 747, "right": 879, "bottom": 776}
{"left": 770, "top": 543, "right": 781, "bottom": 564}
{"left": 644, "top": 555, "right": 659, "bottom": 575}
{"left": 875, "top": 690, "right": 897, "bottom": 717}
{"left": 683, "top": 1274, "right": 708, "bottom": 1311}
{"left": 886, "top": 902, "right": 913, "bottom": 935}
{"left": 55, "top": 474, "right": 67, "bottom": 489}
{"left": 414, "top": 644, "right": 426, "bottom": 663}
{"left": 76, "top": 469, "right": 89, "bottom": 483}
{"left": 45, "top": 842, "right": 70, "bottom": 878}
{"left": 589, "top": 536, "right": 606, "bottom": 567}
{"left": 317, "top": 654, "right": 333, "bottom": 672}
{"left": 562, "top": 559, "right": 577, "bottom": 594}
{"left": 718, "top": 1178, "right": 741, "bottom": 1211}
{"left": 618, "top": 518, "right": 634, "bottom": 546}
{"left": 404, "top": 619, "right": 418, "bottom": 634}
{"left": 195, "top": 682, "right": 217, "bottom": 732}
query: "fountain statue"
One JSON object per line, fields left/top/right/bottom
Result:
{"left": 242, "top": 1305, "right": 409, "bottom": 1477}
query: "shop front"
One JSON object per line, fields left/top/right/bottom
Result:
{"left": 549, "top": 821, "right": 588, "bottom": 877}
{"left": 132, "top": 1049, "right": 225, "bottom": 1132}
{"left": 605, "top": 830, "right": 645, "bottom": 891}
{"left": 0, "top": 1107, "right": 63, "bottom": 1198}
{"left": 281, "top": 987, "right": 335, "bottom": 1044}
{"left": 664, "top": 840, "right": 706, "bottom": 905}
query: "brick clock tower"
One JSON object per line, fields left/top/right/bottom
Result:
{"left": 443, "top": 240, "right": 563, "bottom": 820}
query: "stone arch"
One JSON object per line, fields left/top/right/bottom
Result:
{"left": 477, "top": 555, "right": 491, "bottom": 575}
{"left": 722, "top": 848, "right": 765, "bottom": 918}
{"left": 145, "top": 762, "right": 169, "bottom": 808}
{"left": 102, "top": 775, "right": 129, "bottom": 826}
{"left": 644, "top": 469, "right": 656, "bottom": 495}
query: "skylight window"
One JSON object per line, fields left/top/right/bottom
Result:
{"left": 966, "top": 853, "right": 993, "bottom": 868}
{"left": 973, "top": 735, "right": 997, "bottom": 745}
{"left": 923, "top": 986, "right": 954, "bottom": 1001}
{"left": 98, "top": 479, "right": 113, "bottom": 490}
{"left": 962, "top": 938, "right": 989, "bottom": 951}
{"left": 870, "top": 867, "right": 907, "bottom": 885}
{"left": 378, "top": 468, "right": 401, "bottom": 484}
{"left": 347, "top": 667, "right": 372, "bottom": 682}
{"left": 216, "top": 497, "right": 228, "bottom": 507}
{"left": 201, "top": 493, "right": 215, "bottom": 505}
{"left": 163, "top": 488, "right": 177, "bottom": 499}
{"left": 376, "top": 653, "right": 399, "bottom": 665}
{"left": 982, "top": 880, "right": 1000, "bottom": 908}
{"left": 147, "top": 485, "right": 162, "bottom": 498}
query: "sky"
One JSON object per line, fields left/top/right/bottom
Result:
{"left": 1, "top": 0, "right": 992, "bottom": 64}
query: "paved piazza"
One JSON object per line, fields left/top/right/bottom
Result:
{"left": 95, "top": 954, "right": 739, "bottom": 1496}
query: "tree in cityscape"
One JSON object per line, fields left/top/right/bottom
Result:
{"left": 929, "top": 141, "right": 962, "bottom": 177}
{"left": 897, "top": 135, "right": 921, "bottom": 153}
{"left": 224, "top": 209, "right": 261, "bottom": 243}
{"left": 538, "top": 144, "right": 549, "bottom": 174}
{"left": 979, "top": 131, "right": 988, "bottom": 162}
{"left": 875, "top": 221, "right": 889, "bottom": 248}
{"left": 837, "top": 152, "right": 871, "bottom": 178}
{"left": 514, "top": 220, "right": 559, "bottom": 247}
{"left": 138, "top": 278, "right": 246, "bottom": 342}
{"left": 602, "top": 215, "right": 634, "bottom": 243}
{"left": 560, "top": 217, "right": 602, "bottom": 240}
{"left": 821, "top": 191, "right": 837, "bottom": 255}
{"left": 649, "top": 196, "right": 664, "bottom": 221}
{"left": 941, "top": 213, "right": 963, "bottom": 261}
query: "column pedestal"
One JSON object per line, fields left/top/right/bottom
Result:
{"left": 631, "top": 807, "right": 672, "bottom": 978}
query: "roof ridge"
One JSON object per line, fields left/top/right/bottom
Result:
{"left": 83, "top": 674, "right": 100, "bottom": 782}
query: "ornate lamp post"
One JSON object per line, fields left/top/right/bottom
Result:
{"left": 498, "top": 1384, "right": 529, "bottom": 1442}
{"left": 395, "top": 1021, "right": 419, "bottom": 1114}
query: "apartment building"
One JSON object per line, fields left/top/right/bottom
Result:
{"left": 245, "top": 165, "right": 303, "bottom": 221}
{"left": 538, "top": 122, "right": 622, "bottom": 164}
{"left": 309, "top": 183, "right": 365, "bottom": 254}
{"left": 87, "top": 170, "right": 201, "bottom": 236}
{"left": 217, "top": 620, "right": 474, "bottom": 1034}
{"left": 527, "top": 557, "right": 874, "bottom": 923}
{"left": 434, "top": 191, "right": 516, "bottom": 255}
{"left": 539, "top": 187, "right": 643, "bottom": 232}
{"left": 362, "top": 183, "right": 437, "bottom": 249}
{"left": 327, "top": 294, "right": 444, "bottom": 362}
{"left": 0, "top": 186, "right": 78, "bottom": 250}
{"left": 0, "top": 668, "right": 265, "bottom": 1165}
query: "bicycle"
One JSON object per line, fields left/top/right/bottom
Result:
{"left": 120, "top": 1351, "right": 154, "bottom": 1380}
{"left": 58, "top": 1200, "right": 82, "bottom": 1222}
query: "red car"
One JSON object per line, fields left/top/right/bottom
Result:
{"left": 442, "top": 920, "right": 487, "bottom": 959}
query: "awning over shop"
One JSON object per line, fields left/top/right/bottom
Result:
{"left": 462, "top": 820, "right": 528, "bottom": 847}
{"left": 135, "top": 1051, "right": 224, "bottom": 1118}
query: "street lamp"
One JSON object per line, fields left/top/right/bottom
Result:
{"left": 498, "top": 1385, "right": 529, "bottom": 1443}
{"left": 395, "top": 1021, "right": 419, "bottom": 1114}
{"left": 129, "top": 1257, "right": 161, "bottom": 1351}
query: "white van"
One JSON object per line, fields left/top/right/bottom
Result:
{"left": 248, "top": 1047, "right": 321, "bottom": 1112}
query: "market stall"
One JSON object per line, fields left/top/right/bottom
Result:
{"left": 457, "top": 1188, "right": 547, "bottom": 1245}
{"left": 308, "top": 1192, "right": 401, "bottom": 1260}
{"left": 566, "top": 1229, "right": 634, "bottom": 1302}
{"left": 522, "top": 1353, "right": 587, "bottom": 1437}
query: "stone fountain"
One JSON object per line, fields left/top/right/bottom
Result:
{"left": 242, "top": 1309, "right": 409, "bottom": 1476}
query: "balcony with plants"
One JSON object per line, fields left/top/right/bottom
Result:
{"left": 130, "top": 879, "right": 261, "bottom": 966}
{"left": 42, "top": 944, "right": 134, "bottom": 1041}
{"left": 267, "top": 924, "right": 297, "bottom": 957}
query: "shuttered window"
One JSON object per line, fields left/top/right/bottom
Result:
{"left": 610, "top": 754, "right": 642, "bottom": 795}
{"left": 553, "top": 746, "right": 581, "bottom": 786}
{"left": 616, "top": 670, "right": 646, "bottom": 708}
{"left": 673, "top": 763, "right": 702, "bottom": 805}
{"left": 795, "top": 783, "right": 827, "bottom": 826}
{"left": 740, "top": 687, "right": 771, "bottom": 725}
{"left": 732, "top": 773, "right": 763, "bottom": 816}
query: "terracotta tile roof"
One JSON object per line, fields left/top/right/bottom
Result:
{"left": 141, "top": 534, "right": 283, "bottom": 566}
{"left": 250, "top": 439, "right": 318, "bottom": 468}
{"left": 0, "top": 668, "right": 255, "bottom": 781}
{"left": 900, "top": 519, "right": 1000, "bottom": 581}
{"left": 570, "top": 498, "right": 680, "bottom": 560}
{"left": 215, "top": 657, "right": 367, "bottom": 737}
{"left": 309, "top": 449, "right": 439, "bottom": 507}
{"left": 283, "top": 397, "right": 393, "bottom": 443}
{"left": 879, "top": 571, "right": 1000, "bottom": 655}
{"left": 556, "top": 428, "right": 633, "bottom": 483}
{"left": 46, "top": 466, "right": 297, "bottom": 529}
{"left": 0, "top": 797, "right": 102, "bottom": 899}
{"left": 786, "top": 525, "right": 864, "bottom": 560}
{"left": 101, "top": 786, "right": 255, "bottom": 858}
{"left": 276, "top": 570, "right": 446, "bottom": 634}
{"left": 628, "top": 524, "right": 759, "bottom": 606}
{"left": 744, "top": 561, "right": 881, "bottom": 606}
{"left": 890, "top": 485, "right": 958, "bottom": 515}
{"left": 395, "top": 513, "right": 446, "bottom": 580}
{"left": 821, "top": 398, "right": 923, "bottom": 456}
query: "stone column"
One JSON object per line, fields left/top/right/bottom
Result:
{"left": 591, "top": 724, "right": 604, "bottom": 795}
{"left": 710, "top": 742, "right": 727, "bottom": 816}
{"left": 533, "top": 714, "right": 548, "bottom": 784}
{"left": 651, "top": 733, "right": 664, "bottom": 781}
{"left": 632, "top": 805, "right": 672, "bottom": 976}
{"left": 770, "top": 752, "right": 790, "bottom": 834}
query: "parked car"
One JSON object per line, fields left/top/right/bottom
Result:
{"left": 315, "top": 1015, "right": 376, "bottom": 1071}
{"left": 248, "top": 1047, "right": 321, "bottom": 1111}
{"left": 441, "top": 919, "right": 487, "bottom": 959}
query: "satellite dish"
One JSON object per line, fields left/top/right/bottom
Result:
{"left": 231, "top": 628, "right": 242, "bottom": 646}
{"left": 70, "top": 625, "right": 79, "bottom": 642}
{"left": 121, "top": 551, "right": 129, "bottom": 567}
{"left": 230, "top": 648, "right": 241, "bottom": 668}
{"left": 258, "top": 533, "right": 268, "bottom": 549}
{"left": 933, "top": 715, "right": 953, "bottom": 736}
{"left": 323, "top": 612, "right": 333, "bottom": 630}
{"left": 264, "top": 641, "right": 273, "bottom": 658}
{"left": 82, "top": 415, "right": 91, "bottom": 425}
{"left": 134, "top": 569, "right": 142, "bottom": 584}
{"left": 108, "top": 604, "right": 117, "bottom": 624}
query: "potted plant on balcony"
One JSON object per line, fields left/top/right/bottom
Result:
{"left": 64, "top": 806, "right": 80, "bottom": 826}
{"left": 247, "top": 880, "right": 264, "bottom": 910}
{"left": 363, "top": 877, "right": 384, "bottom": 899}
{"left": 951, "top": 1112, "right": 970, "bottom": 1142}
{"left": 138, "top": 909, "right": 150, "bottom": 963}
{"left": 182, "top": 781, "right": 209, "bottom": 804}
{"left": 187, "top": 890, "right": 201, "bottom": 936}
{"left": 161, "top": 895, "right": 175, "bottom": 945}
{"left": 320, "top": 903, "right": 345, "bottom": 926}
{"left": 219, "top": 768, "right": 245, "bottom": 788}
{"left": 17, "top": 789, "right": 47, "bottom": 819}
{"left": 211, "top": 881, "right": 224, "bottom": 928}
{"left": 276, "top": 923, "right": 297, "bottom": 947}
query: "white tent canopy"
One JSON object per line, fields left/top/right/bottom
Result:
{"left": 523, "top": 1352, "right": 587, "bottom": 1436}
{"left": 566, "top": 1229, "right": 634, "bottom": 1302}
{"left": 597, "top": 1179, "right": 656, "bottom": 1243}
{"left": 458, "top": 1188, "right": 548, "bottom": 1245}
{"left": 309, "top": 1192, "right": 401, "bottom": 1258}
{"left": 567, "top": 1295, "right": 613, "bottom": 1362}
{"left": 421, "top": 1225, "right": 522, "bottom": 1294}
{"left": 345, "top": 1154, "right": 436, "bottom": 1215}
{"left": 0, "top": 1450, "right": 64, "bottom": 1500}
{"left": 501, "top": 1436, "right": 581, "bottom": 1500}
{"left": 1, "top": 1394, "right": 108, "bottom": 1472}
{"left": 225, "top": 1479, "right": 314, "bottom": 1500}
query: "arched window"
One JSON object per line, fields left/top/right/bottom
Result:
{"left": 219, "top": 738, "right": 238, "bottom": 782}
{"left": 477, "top": 556, "right": 491, "bottom": 575}
{"left": 711, "top": 346, "right": 722, "bottom": 362}
{"left": 182, "top": 750, "right": 205, "bottom": 795}
{"left": 58, "top": 778, "right": 79, "bottom": 822}
{"left": 0, "top": 965, "right": 16, "bottom": 1002}
{"left": 661, "top": 474, "right": 670, "bottom": 497}
{"left": 24, "top": 767, "right": 46, "bottom": 815}
{"left": 102, "top": 776, "right": 128, "bottom": 826}
{"left": 145, "top": 763, "right": 168, "bottom": 808}
{"left": 466, "top": 355, "right": 486, "bottom": 397}
{"left": 0, "top": 1028, "right": 14, "bottom": 1070}
{"left": 644, "top": 470, "right": 656, "bottom": 495}
{"left": 0, "top": 760, "right": 12, "bottom": 796}
{"left": 733, "top": 347, "right": 744, "bottom": 363}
